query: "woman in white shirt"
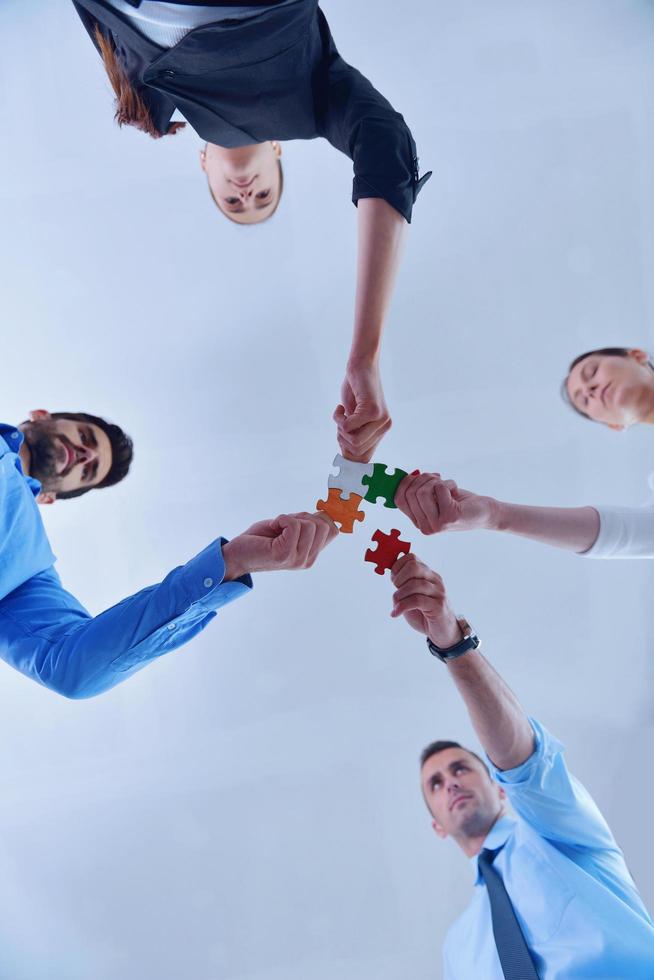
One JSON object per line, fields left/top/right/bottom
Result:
{"left": 394, "top": 348, "right": 654, "bottom": 560}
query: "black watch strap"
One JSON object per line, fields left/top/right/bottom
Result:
{"left": 427, "top": 618, "right": 480, "bottom": 663}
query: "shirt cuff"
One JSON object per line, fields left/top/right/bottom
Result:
{"left": 489, "top": 718, "right": 564, "bottom": 786}
{"left": 177, "top": 537, "right": 253, "bottom": 613}
{"left": 581, "top": 505, "right": 654, "bottom": 559}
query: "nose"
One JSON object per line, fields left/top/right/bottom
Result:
{"left": 585, "top": 378, "right": 600, "bottom": 400}
{"left": 76, "top": 444, "right": 97, "bottom": 464}
{"left": 237, "top": 187, "right": 253, "bottom": 201}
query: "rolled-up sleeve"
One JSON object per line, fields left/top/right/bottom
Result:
{"left": 490, "top": 718, "right": 616, "bottom": 850}
{"left": 317, "top": 17, "right": 431, "bottom": 222}
{"left": 581, "top": 504, "right": 654, "bottom": 559}
{"left": 0, "top": 538, "right": 252, "bottom": 699}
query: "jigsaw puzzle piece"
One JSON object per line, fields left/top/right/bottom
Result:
{"left": 328, "top": 454, "right": 374, "bottom": 500}
{"left": 316, "top": 488, "right": 365, "bottom": 534}
{"left": 362, "top": 464, "right": 408, "bottom": 508}
{"left": 364, "top": 528, "right": 411, "bottom": 575}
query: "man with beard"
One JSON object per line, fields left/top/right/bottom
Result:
{"left": 1, "top": 409, "right": 336, "bottom": 698}
{"left": 388, "top": 552, "right": 654, "bottom": 978}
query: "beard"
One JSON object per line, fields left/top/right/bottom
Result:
{"left": 21, "top": 420, "right": 61, "bottom": 489}
{"left": 458, "top": 801, "right": 498, "bottom": 840}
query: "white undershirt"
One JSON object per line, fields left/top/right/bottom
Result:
{"left": 105, "top": 1, "right": 294, "bottom": 47}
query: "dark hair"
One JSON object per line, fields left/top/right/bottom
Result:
{"left": 420, "top": 740, "right": 488, "bottom": 773}
{"left": 207, "top": 159, "right": 284, "bottom": 223}
{"left": 561, "top": 347, "right": 647, "bottom": 419}
{"left": 94, "top": 25, "right": 185, "bottom": 139}
{"left": 50, "top": 412, "right": 134, "bottom": 500}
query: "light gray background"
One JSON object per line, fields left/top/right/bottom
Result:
{"left": 1, "top": 1, "right": 653, "bottom": 977}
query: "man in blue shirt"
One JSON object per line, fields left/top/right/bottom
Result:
{"left": 389, "top": 551, "right": 654, "bottom": 979}
{"left": 1, "top": 410, "right": 337, "bottom": 699}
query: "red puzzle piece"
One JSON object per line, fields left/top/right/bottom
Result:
{"left": 365, "top": 528, "right": 411, "bottom": 575}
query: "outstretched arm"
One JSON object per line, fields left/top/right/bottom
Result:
{"left": 396, "top": 472, "right": 601, "bottom": 554}
{"left": 0, "top": 513, "right": 337, "bottom": 700}
{"left": 334, "top": 199, "right": 405, "bottom": 462}
{"left": 390, "top": 552, "right": 534, "bottom": 770}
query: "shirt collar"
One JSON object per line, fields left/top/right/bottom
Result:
{"left": 0, "top": 423, "right": 42, "bottom": 497}
{"left": 470, "top": 813, "right": 516, "bottom": 885}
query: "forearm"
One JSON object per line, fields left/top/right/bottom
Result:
{"left": 349, "top": 198, "right": 406, "bottom": 364}
{"left": 490, "top": 500, "right": 600, "bottom": 554}
{"left": 444, "top": 649, "right": 535, "bottom": 771}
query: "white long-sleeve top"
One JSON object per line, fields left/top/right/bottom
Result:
{"left": 584, "top": 504, "right": 654, "bottom": 558}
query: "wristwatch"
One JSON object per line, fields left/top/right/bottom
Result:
{"left": 426, "top": 617, "right": 480, "bottom": 663}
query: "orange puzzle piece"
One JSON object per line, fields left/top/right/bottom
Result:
{"left": 316, "top": 488, "right": 365, "bottom": 534}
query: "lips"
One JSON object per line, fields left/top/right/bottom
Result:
{"left": 450, "top": 793, "right": 473, "bottom": 811}
{"left": 231, "top": 176, "right": 255, "bottom": 188}
{"left": 59, "top": 438, "right": 74, "bottom": 473}
{"left": 601, "top": 382, "right": 611, "bottom": 407}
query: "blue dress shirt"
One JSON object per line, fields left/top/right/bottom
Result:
{"left": 0, "top": 424, "right": 252, "bottom": 699}
{"left": 443, "top": 719, "right": 654, "bottom": 979}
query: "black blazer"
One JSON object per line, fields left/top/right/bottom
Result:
{"left": 72, "top": 0, "right": 431, "bottom": 221}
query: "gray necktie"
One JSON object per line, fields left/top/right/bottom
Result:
{"left": 477, "top": 847, "right": 540, "bottom": 980}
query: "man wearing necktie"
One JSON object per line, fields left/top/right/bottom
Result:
{"left": 389, "top": 552, "right": 654, "bottom": 978}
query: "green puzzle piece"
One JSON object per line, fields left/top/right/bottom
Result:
{"left": 362, "top": 464, "right": 408, "bottom": 508}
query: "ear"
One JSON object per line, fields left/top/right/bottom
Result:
{"left": 29, "top": 409, "right": 51, "bottom": 422}
{"left": 628, "top": 349, "right": 649, "bottom": 365}
{"left": 199, "top": 148, "right": 207, "bottom": 173}
{"left": 607, "top": 423, "right": 625, "bottom": 432}
{"left": 36, "top": 491, "right": 56, "bottom": 506}
{"left": 432, "top": 819, "right": 448, "bottom": 841}
{"left": 272, "top": 140, "right": 282, "bottom": 159}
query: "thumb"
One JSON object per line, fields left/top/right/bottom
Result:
{"left": 341, "top": 403, "right": 370, "bottom": 433}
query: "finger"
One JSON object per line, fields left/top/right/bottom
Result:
{"left": 333, "top": 404, "right": 346, "bottom": 424}
{"left": 392, "top": 558, "right": 437, "bottom": 591}
{"left": 313, "top": 510, "right": 339, "bottom": 540}
{"left": 294, "top": 517, "right": 317, "bottom": 568}
{"left": 390, "top": 552, "right": 425, "bottom": 586}
{"left": 404, "top": 473, "right": 439, "bottom": 532}
{"left": 392, "top": 593, "right": 443, "bottom": 620}
{"left": 337, "top": 418, "right": 390, "bottom": 458}
{"left": 433, "top": 480, "right": 456, "bottom": 527}
{"left": 392, "top": 578, "right": 443, "bottom": 606}
{"left": 275, "top": 515, "right": 301, "bottom": 563}
{"left": 341, "top": 383, "right": 356, "bottom": 416}
{"left": 305, "top": 515, "right": 334, "bottom": 565}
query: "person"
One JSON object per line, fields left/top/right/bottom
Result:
{"left": 564, "top": 347, "right": 654, "bottom": 429}
{"left": 71, "top": 0, "right": 431, "bottom": 463}
{"left": 0, "top": 410, "right": 337, "bottom": 698}
{"left": 395, "top": 467, "right": 654, "bottom": 561}
{"left": 388, "top": 551, "right": 654, "bottom": 978}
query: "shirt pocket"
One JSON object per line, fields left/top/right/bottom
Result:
{"left": 507, "top": 841, "right": 575, "bottom": 945}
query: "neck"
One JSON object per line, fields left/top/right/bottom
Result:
{"left": 455, "top": 806, "right": 504, "bottom": 858}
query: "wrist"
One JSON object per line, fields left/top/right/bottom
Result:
{"left": 221, "top": 539, "right": 247, "bottom": 582}
{"left": 347, "top": 347, "right": 381, "bottom": 371}
{"left": 485, "top": 496, "right": 505, "bottom": 532}
{"left": 427, "top": 618, "right": 464, "bottom": 650}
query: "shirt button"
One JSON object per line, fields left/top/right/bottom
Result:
{"left": 167, "top": 623, "right": 177, "bottom": 631}
{"left": 203, "top": 577, "right": 214, "bottom": 589}
{"left": 162, "top": 69, "right": 175, "bottom": 77}
{"left": 11, "top": 432, "right": 19, "bottom": 439}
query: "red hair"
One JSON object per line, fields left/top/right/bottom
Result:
{"left": 94, "top": 25, "right": 185, "bottom": 139}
